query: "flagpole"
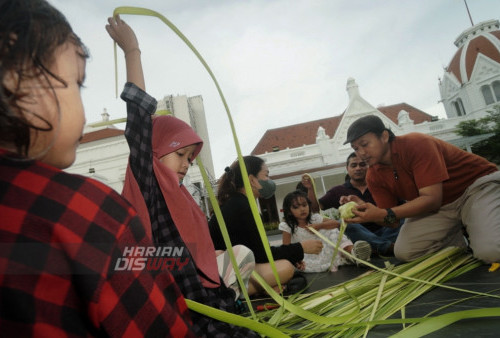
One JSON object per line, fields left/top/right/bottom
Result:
{"left": 463, "top": 0, "right": 474, "bottom": 26}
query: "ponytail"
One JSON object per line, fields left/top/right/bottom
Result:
{"left": 217, "top": 156, "right": 265, "bottom": 205}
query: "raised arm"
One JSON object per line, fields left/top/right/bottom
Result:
{"left": 105, "top": 16, "right": 157, "bottom": 206}
{"left": 301, "top": 174, "right": 322, "bottom": 213}
{"left": 106, "top": 15, "right": 145, "bottom": 90}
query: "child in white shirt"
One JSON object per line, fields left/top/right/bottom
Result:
{"left": 279, "top": 190, "right": 371, "bottom": 272}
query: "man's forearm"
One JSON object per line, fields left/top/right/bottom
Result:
{"left": 308, "top": 187, "right": 321, "bottom": 213}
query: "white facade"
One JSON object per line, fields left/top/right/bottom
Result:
{"left": 66, "top": 128, "right": 129, "bottom": 192}
{"left": 255, "top": 19, "right": 500, "bottom": 221}
{"left": 259, "top": 78, "right": 477, "bottom": 220}
{"left": 65, "top": 95, "right": 215, "bottom": 215}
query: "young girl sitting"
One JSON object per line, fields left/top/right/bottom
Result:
{"left": 280, "top": 190, "right": 372, "bottom": 272}
{"left": 106, "top": 15, "right": 256, "bottom": 336}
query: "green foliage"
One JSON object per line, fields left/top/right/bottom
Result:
{"left": 456, "top": 105, "right": 500, "bottom": 164}
{"left": 263, "top": 221, "right": 279, "bottom": 232}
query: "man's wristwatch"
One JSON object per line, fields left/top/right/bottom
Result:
{"left": 383, "top": 208, "right": 397, "bottom": 225}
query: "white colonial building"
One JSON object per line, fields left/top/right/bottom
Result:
{"left": 251, "top": 19, "right": 500, "bottom": 224}
{"left": 440, "top": 19, "right": 500, "bottom": 119}
{"left": 65, "top": 94, "right": 216, "bottom": 216}
{"left": 66, "top": 19, "right": 500, "bottom": 221}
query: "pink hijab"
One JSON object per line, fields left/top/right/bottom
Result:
{"left": 122, "top": 115, "right": 220, "bottom": 288}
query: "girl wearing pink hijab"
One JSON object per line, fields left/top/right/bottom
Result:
{"left": 106, "top": 15, "right": 256, "bottom": 337}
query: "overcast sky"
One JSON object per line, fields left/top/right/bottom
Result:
{"left": 49, "top": 0, "right": 500, "bottom": 175}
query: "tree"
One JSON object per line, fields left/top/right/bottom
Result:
{"left": 455, "top": 105, "right": 500, "bottom": 164}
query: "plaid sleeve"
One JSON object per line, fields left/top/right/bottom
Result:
{"left": 120, "top": 82, "right": 157, "bottom": 208}
{"left": 0, "top": 158, "right": 195, "bottom": 337}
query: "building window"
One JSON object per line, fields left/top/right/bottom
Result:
{"left": 481, "top": 85, "right": 495, "bottom": 105}
{"left": 453, "top": 98, "right": 466, "bottom": 116}
{"left": 493, "top": 81, "right": 500, "bottom": 101}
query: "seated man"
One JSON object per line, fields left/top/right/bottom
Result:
{"left": 302, "top": 152, "right": 400, "bottom": 256}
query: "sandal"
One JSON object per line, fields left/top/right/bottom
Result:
{"left": 284, "top": 273, "right": 308, "bottom": 295}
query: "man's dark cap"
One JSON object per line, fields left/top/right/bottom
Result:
{"left": 343, "top": 115, "right": 386, "bottom": 145}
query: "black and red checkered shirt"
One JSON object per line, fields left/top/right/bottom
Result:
{"left": 0, "top": 150, "right": 195, "bottom": 337}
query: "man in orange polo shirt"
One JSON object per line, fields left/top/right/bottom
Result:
{"left": 342, "top": 115, "right": 499, "bottom": 262}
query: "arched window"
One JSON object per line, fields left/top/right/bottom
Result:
{"left": 453, "top": 102, "right": 461, "bottom": 116}
{"left": 481, "top": 85, "right": 495, "bottom": 105}
{"left": 493, "top": 81, "right": 500, "bottom": 102}
{"left": 453, "top": 98, "right": 466, "bottom": 116}
{"left": 457, "top": 98, "right": 466, "bottom": 116}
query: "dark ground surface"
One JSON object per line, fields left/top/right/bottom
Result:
{"left": 251, "top": 235, "right": 500, "bottom": 336}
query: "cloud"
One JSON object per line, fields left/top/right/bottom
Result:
{"left": 49, "top": 0, "right": 500, "bottom": 175}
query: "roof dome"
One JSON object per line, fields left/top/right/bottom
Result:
{"left": 446, "top": 19, "right": 500, "bottom": 84}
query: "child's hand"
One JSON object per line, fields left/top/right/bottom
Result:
{"left": 105, "top": 15, "right": 140, "bottom": 54}
{"left": 295, "top": 261, "right": 305, "bottom": 271}
{"left": 319, "top": 219, "right": 340, "bottom": 230}
{"left": 301, "top": 239, "right": 323, "bottom": 254}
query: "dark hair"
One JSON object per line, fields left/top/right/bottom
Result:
{"left": 295, "top": 181, "right": 308, "bottom": 193}
{"left": 282, "top": 190, "right": 312, "bottom": 234}
{"left": 0, "top": 0, "right": 89, "bottom": 156}
{"left": 375, "top": 129, "right": 396, "bottom": 142}
{"left": 344, "top": 115, "right": 396, "bottom": 145}
{"left": 346, "top": 152, "right": 357, "bottom": 166}
{"left": 217, "top": 155, "right": 265, "bottom": 205}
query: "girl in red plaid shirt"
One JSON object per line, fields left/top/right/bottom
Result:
{"left": 0, "top": 1, "right": 194, "bottom": 336}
